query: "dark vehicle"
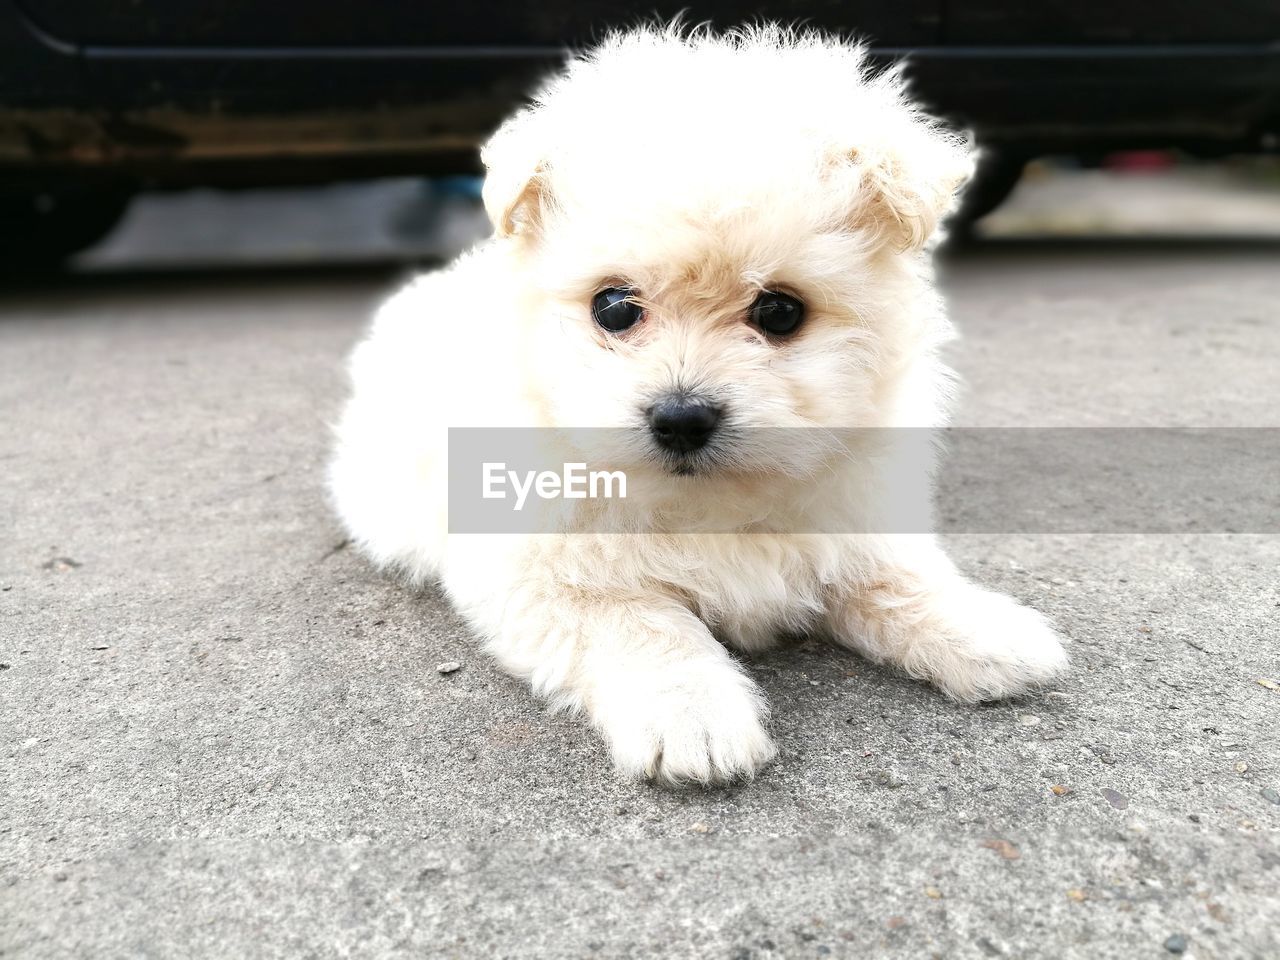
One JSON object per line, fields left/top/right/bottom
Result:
{"left": 3, "top": 1, "right": 1279, "bottom": 263}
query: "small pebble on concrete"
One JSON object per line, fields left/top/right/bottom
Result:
{"left": 1101, "top": 788, "right": 1128, "bottom": 810}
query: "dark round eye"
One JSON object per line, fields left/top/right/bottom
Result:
{"left": 750, "top": 291, "right": 804, "bottom": 336}
{"left": 591, "top": 287, "right": 644, "bottom": 333}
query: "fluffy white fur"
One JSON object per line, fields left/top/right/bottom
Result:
{"left": 330, "top": 25, "right": 1068, "bottom": 785}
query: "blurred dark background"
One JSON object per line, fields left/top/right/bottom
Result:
{"left": 2, "top": 1, "right": 1280, "bottom": 269}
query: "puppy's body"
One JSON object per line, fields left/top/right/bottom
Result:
{"left": 330, "top": 27, "right": 1067, "bottom": 783}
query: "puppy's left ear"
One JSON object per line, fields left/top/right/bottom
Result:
{"left": 831, "top": 111, "right": 975, "bottom": 252}
{"left": 480, "top": 111, "right": 554, "bottom": 240}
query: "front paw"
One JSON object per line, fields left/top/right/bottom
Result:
{"left": 593, "top": 661, "right": 776, "bottom": 785}
{"left": 916, "top": 589, "right": 1069, "bottom": 703}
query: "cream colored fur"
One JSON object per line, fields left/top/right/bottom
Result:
{"left": 329, "top": 25, "right": 1068, "bottom": 785}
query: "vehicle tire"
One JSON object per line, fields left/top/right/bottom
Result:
{"left": 0, "top": 184, "right": 133, "bottom": 271}
{"left": 949, "top": 151, "right": 1027, "bottom": 234}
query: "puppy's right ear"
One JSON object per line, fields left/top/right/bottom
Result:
{"left": 827, "top": 103, "right": 975, "bottom": 253}
{"left": 480, "top": 112, "right": 552, "bottom": 240}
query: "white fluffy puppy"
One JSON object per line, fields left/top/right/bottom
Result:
{"left": 330, "top": 26, "right": 1068, "bottom": 784}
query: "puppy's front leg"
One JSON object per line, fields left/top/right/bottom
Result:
{"left": 490, "top": 592, "right": 775, "bottom": 784}
{"left": 826, "top": 536, "right": 1068, "bottom": 701}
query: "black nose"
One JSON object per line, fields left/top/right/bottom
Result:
{"left": 647, "top": 396, "right": 722, "bottom": 453}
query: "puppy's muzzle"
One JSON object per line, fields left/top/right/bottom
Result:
{"left": 647, "top": 394, "right": 722, "bottom": 454}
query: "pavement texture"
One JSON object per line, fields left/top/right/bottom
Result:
{"left": 3, "top": 235, "right": 1280, "bottom": 958}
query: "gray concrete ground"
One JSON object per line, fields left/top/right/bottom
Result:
{"left": 2, "top": 182, "right": 1279, "bottom": 959}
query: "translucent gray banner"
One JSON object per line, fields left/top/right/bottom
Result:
{"left": 447, "top": 428, "right": 1280, "bottom": 534}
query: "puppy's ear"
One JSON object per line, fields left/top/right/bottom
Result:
{"left": 480, "top": 112, "right": 553, "bottom": 240}
{"left": 831, "top": 112, "right": 975, "bottom": 252}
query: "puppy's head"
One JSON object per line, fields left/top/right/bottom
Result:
{"left": 482, "top": 26, "right": 973, "bottom": 477}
